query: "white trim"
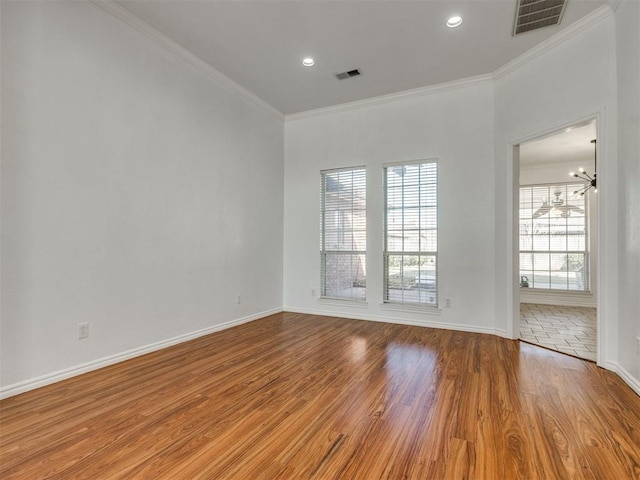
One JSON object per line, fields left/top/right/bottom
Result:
{"left": 494, "top": 5, "right": 615, "bottom": 80}
{"left": 90, "top": 0, "right": 283, "bottom": 122}
{"left": 320, "top": 165, "right": 367, "bottom": 175}
{"left": 506, "top": 143, "right": 520, "bottom": 339}
{"left": 380, "top": 303, "right": 442, "bottom": 315}
{"left": 520, "top": 289, "right": 596, "bottom": 308}
{"left": 317, "top": 298, "right": 368, "bottom": 308}
{"left": 607, "top": 361, "right": 640, "bottom": 397}
{"left": 92, "top": 0, "right": 613, "bottom": 123}
{"left": 0, "top": 308, "right": 282, "bottom": 400}
{"left": 285, "top": 75, "right": 493, "bottom": 121}
{"left": 596, "top": 147, "right": 605, "bottom": 365}
{"left": 284, "top": 306, "right": 506, "bottom": 337}
{"left": 508, "top": 113, "right": 602, "bottom": 343}
{"left": 383, "top": 158, "right": 438, "bottom": 169}
{"left": 511, "top": 114, "right": 602, "bottom": 146}
{"left": 286, "top": 4, "right": 615, "bottom": 121}
{"left": 606, "top": 0, "right": 622, "bottom": 13}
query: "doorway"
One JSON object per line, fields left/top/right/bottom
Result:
{"left": 516, "top": 120, "right": 598, "bottom": 361}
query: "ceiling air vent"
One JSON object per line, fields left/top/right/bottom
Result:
{"left": 336, "top": 69, "right": 361, "bottom": 80}
{"left": 513, "top": 0, "right": 567, "bottom": 35}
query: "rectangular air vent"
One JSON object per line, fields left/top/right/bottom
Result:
{"left": 336, "top": 69, "right": 361, "bottom": 80}
{"left": 513, "top": 0, "right": 566, "bottom": 35}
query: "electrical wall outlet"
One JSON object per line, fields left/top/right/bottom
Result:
{"left": 444, "top": 298, "right": 453, "bottom": 308}
{"left": 311, "top": 288, "right": 316, "bottom": 297}
{"left": 235, "top": 294, "right": 241, "bottom": 304}
{"left": 77, "top": 322, "right": 89, "bottom": 340}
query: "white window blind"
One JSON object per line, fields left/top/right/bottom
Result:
{"left": 320, "top": 167, "right": 366, "bottom": 300}
{"left": 384, "top": 161, "right": 438, "bottom": 305}
{"left": 519, "top": 183, "right": 589, "bottom": 291}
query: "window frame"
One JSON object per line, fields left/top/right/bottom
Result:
{"left": 383, "top": 159, "right": 439, "bottom": 307}
{"left": 320, "top": 166, "right": 367, "bottom": 302}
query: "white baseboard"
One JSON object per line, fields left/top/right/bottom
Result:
{"left": 0, "top": 308, "right": 282, "bottom": 400}
{"left": 5, "top": 307, "right": 635, "bottom": 400}
{"left": 289, "top": 307, "right": 640, "bottom": 396}
{"left": 284, "top": 305, "right": 504, "bottom": 337}
{"left": 606, "top": 361, "right": 640, "bottom": 397}
{"left": 494, "top": 328, "right": 510, "bottom": 338}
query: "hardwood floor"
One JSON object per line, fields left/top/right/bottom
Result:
{"left": 1, "top": 312, "right": 639, "bottom": 479}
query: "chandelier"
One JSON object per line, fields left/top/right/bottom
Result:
{"left": 570, "top": 139, "right": 597, "bottom": 196}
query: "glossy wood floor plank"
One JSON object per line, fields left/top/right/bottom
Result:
{"left": 2, "top": 312, "right": 640, "bottom": 479}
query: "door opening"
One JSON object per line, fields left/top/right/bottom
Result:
{"left": 515, "top": 120, "right": 598, "bottom": 362}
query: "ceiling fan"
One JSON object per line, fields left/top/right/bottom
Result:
{"left": 532, "top": 191, "right": 584, "bottom": 219}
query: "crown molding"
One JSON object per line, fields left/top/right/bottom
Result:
{"left": 91, "top": 0, "right": 284, "bottom": 122}
{"left": 288, "top": 3, "right": 615, "bottom": 122}
{"left": 285, "top": 74, "right": 494, "bottom": 122}
{"left": 92, "top": 0, "right": 613, "bottom": 124}
{"left": 606, "top": 0, "right": 622, "bottom": 12}
{"left": 493, "top": 4, "right": 615, "bottom": 80}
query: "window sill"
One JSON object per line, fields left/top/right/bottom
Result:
{"left": 520, "top": 288, "right": 593, "bottom": 296}
{"left": 380, "top": 302, "right": 442, "bottom": 315}
{"left": 318, "top": 297, "right": 368, "bottom": 308}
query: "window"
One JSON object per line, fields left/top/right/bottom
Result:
{"left": 320, "top": 167, "right": 366, "bottom": 300}
{"left": 519, "top": 183, "right": 589, "bottom": 291}
{"left": 384, "top": 161, "right": 438, "bottom": 305}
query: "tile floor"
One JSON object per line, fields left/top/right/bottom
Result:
{"left": 520, "top": 303, "right": 597, "bottom": 362}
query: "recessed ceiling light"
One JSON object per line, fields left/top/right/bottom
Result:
{"left": 302, "top": 57, "right": 315, "bottom": 67}
{"left": 446, "top": 15, "right": 463, "bottom": 28}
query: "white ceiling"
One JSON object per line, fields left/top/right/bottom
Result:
{"left": 520, "top": 121, "right": 597, "bottom": 166}
{"left": 117, "top": 0, "right": 606, "bottom": 115}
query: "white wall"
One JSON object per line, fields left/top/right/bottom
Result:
{"left": 0, "top": 1, "right": 284, "bottom": 393}
{"left": 615, "top": 0, "right": 640, "bottom": 387}
{"left": 284, "top": 82, "right": 499, "bottom": 334}
{"left": 3, "top": 1, "right": 638, "bottom": 398}
{"left": 519, "top": 160, "right": 598, "bottom": 308}
{"left": 493, "top": 16, "right": 618, "bottom": 362}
